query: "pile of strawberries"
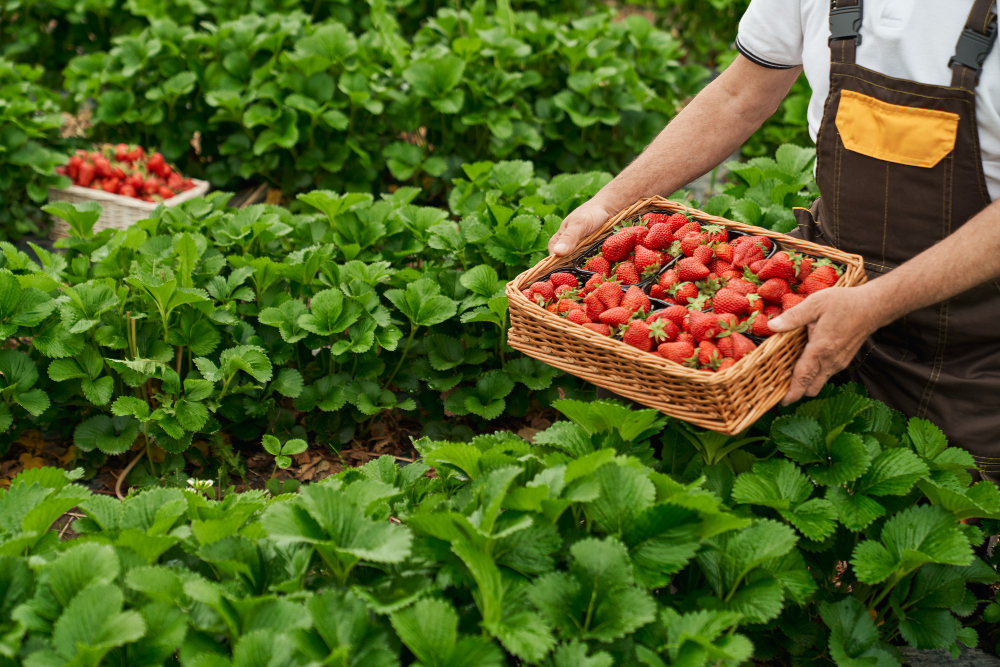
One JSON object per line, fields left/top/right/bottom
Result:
{"left": 578, "top": 211, "right": 694, "bottom": 284}
{"left": 56, "top": 143, "right": 197, "bottom": 202}
{"left": 522, "top": 210, "right": 844, "bottom": 373}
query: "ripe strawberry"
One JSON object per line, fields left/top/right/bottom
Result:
{"left": 554, "top": 284, "right": 575, "bottom": 299}
{"left": 692, "top": 245, "right": 713, "bottom": 265}
{"left": 158, "top": 186, "right": 175, "bottom": 199}
{"left": 595, "top": 281, "right": 623, "bottom": 308}
{"left": 710, "top": 259, "right": 734, "bottom": 275}
{"left": 764, "top": 304, "right": 783, "bottom": 318}
{"left": 719, "top": 332, "right": 756, "bottom": 360}
{"left": 749, "top": 259, "right": 769, "bottom": 275}
{"left": 584, "top": 293, "right": 606, "bottom": 320}
{"left": 93, "top": 156, "right": 111, "bottom": 178}
{"left": 659, "top": 269, "right": 679, "bottom": 290}
{"left": 642, "top": 212, "right": 672, "bottom": 227}
{"left": 114, "top": 143, "right": 129, "bottom": 161}
{"left": 119, "top": 183, "right": 137, "bottom": 198}
{"left": 674, "top": 221, "right": 701, "bottom": 242}
{"left": 749, "top": 312, "right": 772, "bottom": 337}
{"left": 720, "top": 270, "right": 743, "bottom": 280}
{"left": 746, "top": 293, "right": 764, "bottom": 314}
{"left": 679, "top": 233, "right": 702, "bottom": 257}
{"left": 602, "top": 229, "right": 636, "bottom": 263}
{"left": 583, "top": 323, "right": 612, "bottom": 336}
{"left": 733, "top": 243, "right": 765, "bottom": 270}
{"left": 566, "top": 309, "right": 592, "bottom": 325}
{"left": 687, "top": 294, "right": 712, "bottom": 312}
{"left": 670, "top": 282, "right": 699, "bottom": 305}
{"left": 647, "top": 315, "right": 679, "bottom": 342}
{"left": 622, "top": 285, "right": 652, "bottom": 314}
{"left": 623, "top": 320, "right": 654, "bottom": 351}
{"left": 550, "top": 273, "right": 579, "bottom": 289}
{"left": 599, "top": 307, "right": 632, "bottom": 327}
{"left": 658, "top": 340, "right": 696, "bottom": 365}
{"left": 546, "top": 302, "right": 559, "bottom": 313}
{"left": 649, "top": 284, "right": 666, "bottom": 299}
{"left": 798, "top": 276, "right": 830, "bottom": 295}
{"left": 643, "top": 223, "right": 673, "bottom": 250}
{"left": 101, "top": 177, "right": 121, "bottom": 194}
{"left": 809, "top": 263, "right": 841, "bottom": 287}
{"left": 634, "top": 226, "right": 649, "bottom": 246}
{"left": 676, "top": 331, "right": 695, "bottom": 344}
{"left": 716, "top": 312, "right": 739, "bottom": 331}
{"left": 77, "top": 161, "right": 95, "bottom": 187}
{"left": 676, "top": 257, "right": 710, "bottom": 282}
{"left": 749, "top": 235, "right": 773, "bottom": 251}
{"left": 666, "top": 212, "right": 691, "bottom": 231}
{"left": 615, "top": 261, "right": 641, "bottom": 285}
{"left": 634, "top": 245, "right": 664, "bottom": 277}
{"left": 689, "top": 311, "right": 721, "bottom": 342}
{"left": 703, "top": 224, "right": 728, "bottom": 244}
{"left": 796, "top": 256, "right": 815, "bottom": 281}
{"left": 653, "top": 305, "right": 688, "bottom": 329}
{"left": 714, "top": 242, "right": 734, "bottom": 263}
{"left": 527, "top": 281, "right": 555, "bottom": 303}
{"left": 584, "top": 255, "right": 612, "bottom": 277}
{"left": 697, "top": 340, "right": 721, "bottom": 367}
{"left": 782, "top": 293, "right": 806, "bottom": 310}
{"left": 713, "top": 287, "right": 749, "bottom": 315}
{"left": 758, "top": 278, "right": 790, "bottom": 304}
{"left": 757, "top": 251, "right": 798, "bottom": 281}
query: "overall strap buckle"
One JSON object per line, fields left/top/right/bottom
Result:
{"left": 950, "top": 16, "right": 998, "bottom": 80}
{"left": 829, "top": 2, "right": 863, "bottom": 46}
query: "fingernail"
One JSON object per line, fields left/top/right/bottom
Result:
{"left": 769, "top": 317, "right": 783, "bottom": 329}
{"left": 554, "top": 243, "right": 568, "bottom": 254}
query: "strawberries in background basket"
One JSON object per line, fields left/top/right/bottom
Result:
{"left": 59, "top": 143, "right": 196, "bottom": 202}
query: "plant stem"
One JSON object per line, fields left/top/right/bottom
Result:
{"left": 175, "top": 346, "right": 183, "bottom": 377}
{"left": 383, "top": 324, "right": 418, "bottom": 390}
{"left": 143, "top": 427, "right": 157, "bottom": 479}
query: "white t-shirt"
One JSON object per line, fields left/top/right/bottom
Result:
{"left": 737, "top": 0, "right": 1000, "bottom": 201}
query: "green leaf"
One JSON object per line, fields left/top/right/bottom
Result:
{"left": 820, "top": 597, "right": 898, "bottom": 667}
{"left": 856, "top": 448, "right": 929, "bottom": 496}
{"left": 390, "top": 598, "right": 503, "bottom": 667}
{"left": 298, "top": 288, "right": 363, "bottom": 336}
{"left": 74, "top": 415, "right": 140, "bottom": 454}
{"left": 385, "top": 279, "right": 458, "bottom": 328}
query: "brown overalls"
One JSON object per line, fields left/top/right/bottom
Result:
{"left": 794, "top": 0, "right": 1000, "bottom": 483}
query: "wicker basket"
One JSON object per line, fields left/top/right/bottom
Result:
{"left": 48, "top": 179, "right": 210, "bottom": 240}
{"left": 506, "top": 196, "right": 868, "bottom": 434}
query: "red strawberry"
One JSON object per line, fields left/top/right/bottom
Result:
{"left": 585, "top": 256, "right": 612, "bottom": 277}
{"left": 798, "top": 276, "right": 830, "bottom": 295}
{"left": 796, "top": 256, "right": 815, "bottom": 282}
{"left": 782, "top": 293, "right": 806, "bottom": 310}
{"left": 527, "top": 281, "right": 555, "bottom": 303}
{"left": 689, "top": 311, "right": 721, "bottom": 341}
{"left": 697, "top": 340, "right": 721, "bottom": 366}
{"left": 676, "top": 331, "right": 695, "bottom": 344}
{"left": 733, "top": 243, "right": 765, "bottom": 270}
{"left": 634, "top": 226, "right": 649, "bottom": 247}
{"left": 566, "top": 309, "right": 592, "bottom": 325}
{"left": 713, "top": 288, "right": 749, "bottom": 316}
{"left": 692, "top": 245, "right": 713, "bottom": 265}
{"left": 582, "top": 273, "right": 603, "bottom": 295}
{"left": 758, "top": 278, "right": 790, "bottom": 304}
{"left": 716, "top": 312, "right": 740, "bottom": 331}
{"left": 583, "top": 323, "right": 612, "bottom": 336}
{"left": 556, "top": 298, "right": 580, "bottom": 313}
{"left": 647, "top": 315, "right": 679, "bottom": 342}
{"left": 622, "top": 286, "right": 651, "bottom": 314}
{"left": 649, "top": 284, "right": 666, "bottom": 300}
{"left": 765, "top": 304, "right": 783, "bottom": 318}
{"left": 659, "top": 269, "right": 679, "bottom": 290}
{"left": 703, "top": 224, "right": 728, "bottom": 244}
{"left": 720, "top": 270, "right": 743, "bottom": 281}
{"left": 634, "top": 245, "right": 664, "bottom": 277}
{"left": 749, "top": 312, "right": 772, "bottom": 337}
{"left": 711, "top": 259, "right": 734, "bottom": 275}
{"left": 584, "top": 294, "right": 606, "bottom": 320}
{"left": 674, "top": 221, "right": 700, "bottom": 240}
{"left": 595, "top": 281, "right": 623, "bottom": 308}
{"left": 658, "top": 340, "right": 696, "bottom": 365}
{"left": 554, "top": 284, "right": 575, "bottom": 299}
{"left": 757, "top": 251, "right": 797, "bottom": 281}
{"left": 653, "top": 305, "right": 689, "bottom": 329}
{"left": 809, "top": 263, "right": 841, "bottom": 287}
{"left": 676, "top": 258, "right": 710, "bottom": 282}
{"left": 670, "top": 282, "right": 699, "bottom": 305}
{"left": 667, "top": 212, "right": 691, "bottom": 232}
{"left": 642, "top": 212, "right": 672, "bottom": 227}
{"left": 623, "top": 320, "right": 654, "bottom": 351}
{"left": 718, "top": 332, "right": 756, "bottom": 360}
{"left": 599, "top": 307, "right": 632, "bottom": 327}
{"left": 747, "top": 293, "right": 764, "bottom": 314}
{"left": 546, "top": 302, "right": 559, "bottom": 313}
{"left": 550, "top": 273, "right": 579, "bottom": 289}
{"left": 749, "top": 235, "right": 773, "bottom": 251}
{"left": 643, "top": 223, "right": 674, "bottom": 250}
{"left": 602, "top": 229, "right": 637, "bottom": 263}
{"left": 680, "top": 233, "right": 703, "bottom": 257}
{"left": 714, "top": 242, "right": 734, "bottom": 263}
{"left": 615, "top": 261, "right": 641, "bottom": 285}
{"left": 717, "top": 357, "right": 736, "bottom": 371}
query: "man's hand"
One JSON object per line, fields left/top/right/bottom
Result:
{"left": 548, "top": 199, "right": 618, "bottom": 256}
{"left": 768, "top": 286, "right": 884, "bottom": 405}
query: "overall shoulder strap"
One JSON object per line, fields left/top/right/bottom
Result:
{"left": 830, "top": 0, "right": 863, "bottom": 64}
{"left": 951, "top": 0, "right": 998, "bottom": 89}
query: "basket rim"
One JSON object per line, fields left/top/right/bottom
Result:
{"left": 506, "top": 196, "right": 868, "bottom": 386}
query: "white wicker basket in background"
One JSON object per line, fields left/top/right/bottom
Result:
{"left": 47, "top": 179, "right": 210, "bottom": 240}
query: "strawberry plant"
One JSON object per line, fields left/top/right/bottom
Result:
{"left": 1, "top": 392, "right": 997, "bottom": 665}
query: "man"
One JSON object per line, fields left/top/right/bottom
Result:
{"left": 548, "top": 0, "right": 1000, "bottom": 485}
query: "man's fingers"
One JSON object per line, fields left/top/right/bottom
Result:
{"left": 769, "top": 299, "right": 818, "bottom": 333}
{"left": 781, "top": 346, "right": 822, "bottom": 405}
{"left": 547, "top": 220, "right": 571, "bottom": 255}
{"left": 551, "top": 222, "right": 585, "bottom": 256}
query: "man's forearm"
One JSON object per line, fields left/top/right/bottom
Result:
{"left": 862, "top": 200, "right": 1000, "bottom": 326}
{"left": 592, "top": 57, "right": 803, "bottom": 212}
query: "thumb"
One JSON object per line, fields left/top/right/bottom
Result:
{"left": 551, "top": 222, "right": 587, "bottom": 256}
{"left": 769, "top": 300, "right": 817, "bottom": 332}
